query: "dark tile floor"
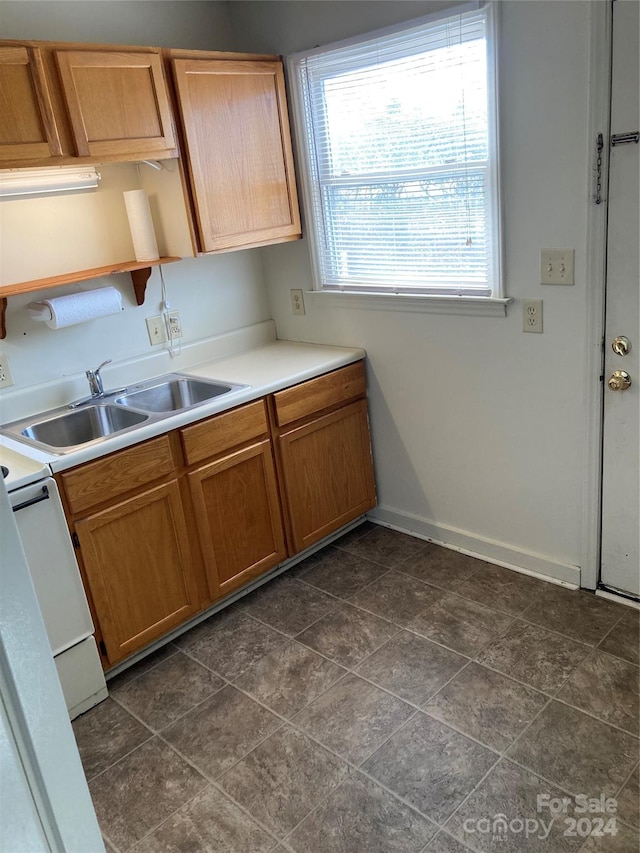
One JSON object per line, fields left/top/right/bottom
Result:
{"left": 73, "top": 523, "right": 640, "bottom": 853}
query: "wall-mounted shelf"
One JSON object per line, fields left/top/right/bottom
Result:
{"left": 0, "top": 257, "right": 180, "bottom": 339}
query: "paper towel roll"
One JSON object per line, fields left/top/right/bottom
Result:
{"left": 29, "top": 287, "right": 123, "bottom": 329}
{"left": 123, "top": 189, "right": 160, "bottom": 262}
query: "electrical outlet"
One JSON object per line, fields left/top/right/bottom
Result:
{"left": 168, "top": 310, "right": 183, "bottom": 340}
{"left": 522, "top": 299, "right": 543, "bottom": 333}
{"left": 290, "top": 289, "right": 306, "bottom": 316}
{"left": 541, "top": 248, "right": 574, "bottom": 285}
{"left": 0, "top": 354, "right": 14, "bottom": 388}
{"left": 146, "top": 315, "right": 166, "bottom": 345}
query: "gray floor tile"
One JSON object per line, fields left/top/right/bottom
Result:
{"left": 351, "top": 570, "right": 445, "bottom": 626}
{"left": 338, "top": 525, "right": 427, "bottom": 569}
{"left": 355, "top": 630, "right": 467, "bottom": 705}
{"left": 616, "top": 765, "right": 639, "bottom": 829}
{"left": 476, "top": 620, "right": 590, "bottom": 693}
{"left": 235, "top": 641, "right": 345, "bottom": 718}
{"left": 89, "top": 738, "right": 207, "bottom": 851}
{"left": 599, "top": 611, "right": 640, "bottom": 665}
{"left": 240, "top": 576, "right": 337, "bottom": 635}
{"left": 447, "top": 759, "right": 584, "bottom": 853}
{"left": 297, "top": 602, "right": 399, "bottom": 667}
{"left": 332, "top": 520, "right": 377, "bottom": 549}
{"left": 508, "top": 701, "right": 639, "bottom": 799}
{"left": 185, "top": 611, "right": 286, "bottom": 680}
{"left": 363, "top": 712, "right": 496, "bottom": 823}
{"left": 424, "top": 832, "right": 472, "bottom": 852}
{"left": 408, "top": 594, "right": 513, "bottom": 657}
{"left": 162, "top": 685, "right": 281, "bottom": 779}
{"left": 580, "top": 822, "right": 640, "bottom": 853}
{"left": 557, "top": 649, "right": 639, "bottom": 735}
{"left": 108, "top": 643, "right": 179, "bottom": 688}
{"left": 293, "top": 546, "right": 388, "bottom": 598}
{"left": 288, "top": 773, "right": 437, "bottom": 853}
{"left": 112, "top": 652, "right": 224, "bottom": 730}
{"left": 423, "top": 662, "right": 547, "bottom": 752}
{"left": 219, "top": 725, "right": 350, "bottom": 838}
{"left": 292, "top": 673, "right": 414, "bottom": 765}
{"left": 521, "top": 586, "right": 626, "bottom": 646}
{"left": 396, "top": 545, "right": 485, "bottom": 591}
{"left": 424, "top": 831, "right": 473, "bottom": 852}
{"left": 172, "top": 604, "right": 241, "bottom": 650}
{"left": 132, "top": 784, "right": 275, "bottom": 853}
{"left": 72, "top": 697, "right": 150, "bottom": 781}
{"left": 455, "top": 564, "right": 551, "bottom": 616}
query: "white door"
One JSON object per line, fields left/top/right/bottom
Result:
{"left": 600, "top": 0, "right": 639, "bottom": 598}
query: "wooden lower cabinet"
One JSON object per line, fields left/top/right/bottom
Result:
{"left": 188, "top": 439, "right": 286, "bottom": 597}
{"left": 75, "top": 479, "right": 197, "bottom": 665}
{"left": 60, "top": 362, "right": 375, "bottom": 668}
{"left": 277, "top": 398, "right": 376, "bottom": 553}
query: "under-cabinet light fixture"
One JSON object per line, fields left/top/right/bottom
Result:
{"left": 0, "top": 166, "right": 101, "bottom": 199}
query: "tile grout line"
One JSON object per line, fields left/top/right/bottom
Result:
{"left": 83, "top": 730, "right": 156, "bottom": 786}
{"left": 110, "top": 677, "right": 229, "bottom": 738}
{"left": 105, "top": 644, "right": 181, "bottom": 691}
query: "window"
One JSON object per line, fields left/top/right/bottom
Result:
{"left": 289, "top": 2, "right": 503, "bottom": 304}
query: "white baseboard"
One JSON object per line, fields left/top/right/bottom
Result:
{"left": 368, "top": 505, "right": 581, "bottom": 588}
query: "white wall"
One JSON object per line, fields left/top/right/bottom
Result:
{"left": 228, "top": 0, "right": 595, "bottom": 582}
{"left": 0, "top": 1, "right": 270, "bottom": 389}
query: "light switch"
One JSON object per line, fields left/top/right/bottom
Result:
{"left": 541, "top": 249, "right": 574, "bottom": 285}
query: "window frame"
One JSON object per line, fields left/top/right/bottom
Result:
{"left": 287, "top": 1, "right": 509, "bottom": 316}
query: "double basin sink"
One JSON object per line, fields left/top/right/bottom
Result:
{"left": 1, "top": 374, "right": 248, "bottom": 454}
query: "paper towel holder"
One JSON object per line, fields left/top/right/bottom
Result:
{"left": 0, "top": 256, "right": 180, "bottom": 339}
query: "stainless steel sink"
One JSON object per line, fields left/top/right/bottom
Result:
{"left": 0, "top": 372, "right": 248, "bottom": 454}
{"left": 114, "top": 376, "right": 240, "bottom": 414}
{"left": 5, "top": 404, "right": 149, "bottom": 453}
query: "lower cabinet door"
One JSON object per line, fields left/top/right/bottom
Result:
{"left": 75, "top": 480, "right": 197, "bottom": 664}
{"left": 188, "top": 439, "right": 287, "bottom": 597}
{"left": 278, "top": 399, "right": 376, "bottom": 553}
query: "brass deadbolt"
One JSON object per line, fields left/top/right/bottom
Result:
{"left": 611, "top": 336, "right": 632, "bottom": 356}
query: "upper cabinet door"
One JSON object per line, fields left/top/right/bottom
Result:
{"left": 0, "top": 45, "right": 62, "bottom": 162}
{"left": 55, "top": 49, "right": 176, "bottom": 158}
{"left": 172, "top": 58, "right": 301, "bottom": 252}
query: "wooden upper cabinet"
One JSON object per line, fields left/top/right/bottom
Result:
{"left": 55, "top": 49, "right": 176, "bottom": 158}
{"left": 171, "top": 57, "right": 301, "bottom": 252}
{"left": 0, "top": 45, "right": 62, "bottom": 162}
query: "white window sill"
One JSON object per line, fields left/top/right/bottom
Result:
{"left": 305, "top": 290, "right": 513, "bottom": 317}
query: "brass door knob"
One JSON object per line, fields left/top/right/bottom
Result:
{"left": 608, "top": 370, "right": 632, "bottom": 391}
{"left": 612, "top": 336, "right": 632, "bottom": 356}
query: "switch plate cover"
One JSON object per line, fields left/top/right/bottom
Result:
{"left": 541, "top": 248, "right": 574, "bottom": 285}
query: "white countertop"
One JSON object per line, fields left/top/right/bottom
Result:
{"left": 0, "top": 336, "right": 366, "bottom": 476}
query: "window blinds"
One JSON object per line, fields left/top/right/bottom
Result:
{"left": 293, "top": 5, "right": 498, "bottom": 296}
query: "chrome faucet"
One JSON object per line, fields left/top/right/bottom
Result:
{"left": 86, "top": 359, "right": 112, "bottom": 398}
{"left": 69, "top": 359, "right": 126, "bottom": 408}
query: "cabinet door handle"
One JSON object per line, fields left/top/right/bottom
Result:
{"left": 12, "top": 485, "right": 50, "bottom": 513}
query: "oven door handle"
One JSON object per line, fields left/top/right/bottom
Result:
{"left": 12, "top": 485, "right": 50, "bottom": 513}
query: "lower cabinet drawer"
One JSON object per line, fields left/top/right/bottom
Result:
{"left": 60, "top": 434, "right": 174, "bottom": 515}
{"left": 180, "top": 399, "right": 269, "bottom": 466}
{"left": 273, "top": 361, "right": 366, "bottom": 427}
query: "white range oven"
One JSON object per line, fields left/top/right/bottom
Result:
{"left": 2, "top": 445, "right": 107, "bottom": 719}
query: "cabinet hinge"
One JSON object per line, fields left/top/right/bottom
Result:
{"left": 71, "top": 531, "right": 80, "bottom": 549}
{"left": 98, "top": 639, "right": 107, "bottom": 657}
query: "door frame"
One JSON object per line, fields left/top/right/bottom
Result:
{"left": 581, "top": 0, "right": 612, "bottom": 590}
